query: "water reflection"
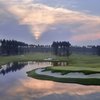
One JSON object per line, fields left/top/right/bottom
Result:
{"left": 3, "top": 78, "right": 100, "bottom": 100}
{"left": 0, "top": 62, "right": 100, "bottom": 100}
{"left": 52, "top": 61, "right": 67, "bottom": 66}
{"left": 0, "top": 62, "right": 27, "bottom": 75}
{"left": 0, "top": 61, "right": 69, "bottom": 76}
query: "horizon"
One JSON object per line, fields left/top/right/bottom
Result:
{"left": 1, "top": 38, "right": 100, "bottom": 47}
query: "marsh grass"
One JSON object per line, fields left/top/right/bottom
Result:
{"left": 27, "top": 70, "right": 100, "bottom": 85}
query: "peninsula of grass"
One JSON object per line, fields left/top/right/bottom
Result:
{"left": 44, "top": 66, "right": 100, "bottom": 75}
{"left": 27, "top": 69, "right": 100, "bottom": 85}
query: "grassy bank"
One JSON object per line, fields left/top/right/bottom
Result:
{"left": 27, "top": 69, "right": 100, "bottom": 85}
{"left": 44, "top": 66, "right": 100, "bottom": 75}
{"left": 0, "top": 53, "right": 53, "bottom": 67}
{"left": 0, "top": 53, "right": 100, "bottom": 67}
{"left": 27, "top": 54, "right": 100, "bottom": 85}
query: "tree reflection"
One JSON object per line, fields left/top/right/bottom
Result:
{"left": 0, "top": 62, "right": 27, "bottom": 75}
{"left": 52, "top": 61, "right": 67, "bottom": 66}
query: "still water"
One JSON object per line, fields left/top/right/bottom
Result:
{"left": 0, "top": 62, "right": 100, "bottom": 100}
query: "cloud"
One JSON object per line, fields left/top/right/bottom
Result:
{"left": 0, "top": 0, "right": 100, "bottom": 42}
{"left": 71, "top": 33, "right": 100, "bottom": 42}
{"left": 6, "top": 78, "right": 100, "bottom": 100}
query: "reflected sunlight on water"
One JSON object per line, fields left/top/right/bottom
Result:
{"left": 0, "top": 62, "right": 100, "bottom": 100}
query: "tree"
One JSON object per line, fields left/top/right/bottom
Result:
{"left": 52, "top": 41, "right": 58, "bottom": 55}
{"left": 97, "top": 46, "right": 100, "bottom": 56}
{"left": 52, "top": 41, "right": 71, "bottom": 65}
{"left": 0, "top": 39, "right": 28, "bottom": 55}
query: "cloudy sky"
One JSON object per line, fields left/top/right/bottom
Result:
{"left": 0, "top": 0, "right": 100, "bottom": 45}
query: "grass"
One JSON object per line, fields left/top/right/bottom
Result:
{"left": 69, "top": 54, "right": 100, "bottom": 67}
{"left": 44, "top": 66, "right": 100, "bottom": 75}
{"left": 1, "top": 53, "right": 100, "bottom": 85}
{"left": 0, "top": 52, "right": 53, "bottom": 67}
{"left": 0, "top": 53, "right": 100, "bottom": 67}
{"left": 27, "top": 69, "right": 100, "bottom": 85}
{"left": 27, "top": 54, "right": 100, "bottom": 85}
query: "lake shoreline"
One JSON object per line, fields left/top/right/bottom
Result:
{"left": 0, "top": 53, "right": 54, "bottom": 67}
{"left": 27, "top": 67, "right": 100, "bottom": 85}
{"left": 35, "top": 68, "right": 100, "bottom": 79}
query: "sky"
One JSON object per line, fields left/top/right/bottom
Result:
{"left": 0, "top": 0, "right": 100, "bottom": 45}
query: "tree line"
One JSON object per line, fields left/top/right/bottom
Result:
{"left": 0, "top": 39, "right": 100, "bottom": 56}
{"left": 0, "top": 39, "right": 28, "bottom": 55}
{"left": 52, "top": 41, "right": 71, "bottom": 56}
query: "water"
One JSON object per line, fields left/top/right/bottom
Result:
{"left": 0, "top": 62, "right": 100, "bottom": 100}
{"left": 52, "top": 61, "right": 68, "bottom": 66}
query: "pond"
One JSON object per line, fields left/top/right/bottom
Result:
{"left": 0, "top": 62, "right": 100, "bottom": 100}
